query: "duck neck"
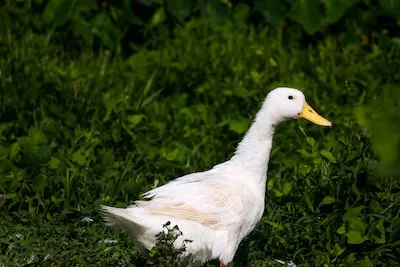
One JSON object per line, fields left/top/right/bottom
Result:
{"left": 231, "top": 105, "right": 278, "bottom": 178}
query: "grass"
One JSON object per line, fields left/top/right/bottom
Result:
{"left": 0, "top": 214, "right": 137, "bottom": 266}
{"left": 1, "top": 7, "right": 400, "bottom": 267}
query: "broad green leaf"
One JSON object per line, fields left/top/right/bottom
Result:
{"left": 255, "top": 0, "right": 287, "bottom": 27}
{"left": 297, "top": 149, "right": 312, "bottom": 158}
{"left": 369, "top": 200, "right": 382, "bottom": 213}
{"left": 319, "top": 196, "right": 335, "bottom": 206}
{"left": 304, "top": 192, "right": 314, "bottom": 211}
{"left": 337, "top": 224, "right": 346, "bottom": 235}
{"left": 92, "top": 13, "right": 121, "bottom": 49}
{"left": 347, "top": 217, "right": 367, "bottom": 232}
{"left": 228, "top": 118, "right": 250, "bottom": 134}
{"left": 320, "top": 149, "right": 336, "bottom": 163}
{"left": 346, "top": 230, "right": 367, "bottom": 244}
{"left": 102, "top": 91, "right": 125, "bottom": 122}
{"left": 354, "top": 86, "right": 400, "bottom": 165}
{"left": 201, "top": 0, "right": 230, "bottom": 23}
{"left": 0, "top": 146, "right": 8, "bottom": 160}
{"left": 273, "top": 189, "right": 283, "bottom": 197}
{"left": 71, "top": 19, "right": 92, "bottom": 45}
{"left": 324, "top": 0, "right": 359, "bottom": 23}
{"left": 127, "top": 114, "right": 144, "bottom": 128}
{"left": 220, "top": 0, "right": 232, "bottom": 8}
{"left": 10, "top": 142, "right": 20, "bottom": 158}
{"left": 101, "top": 151, "right": 115, "bottom": 167}
{"left": 150, "top": 7, "right": 166, "bottom": 27}
{"left": 17, "top": 137, "right": 36, "bottom": 154}
{"left": 306, "top": 137, "right": 315, "bottom": 146}
{"left": 165, "top": 0, "right": 193, "bottom": 21}
{"left": 320, "top": 161, "right": 330, "bottom": 182}
{"left": 48, "top": 157, "right": 61, "bottom": 169}
{"left": 71, "top": 149, "right": 86, "bottom": 165}
{"left": 358, "top": 256, "right": 374, "bottom": 267}
{"left": 161, "top": 148, "right": 180, "bottom": 161}
{"left": 371, "top": 219, "right": 386, "bottom": 244}
{"left": 267, "top": 180, "right": 274, "bottom": 190}
{"left": 4, "top": 193, "right": 17, "bottom": 199}
{"left": 282, "top": 182, "right": 292, "bottom": 195}
{"left": 32, "top": 175, "right": 45, "bottom": 192}
{"left": 29, "top": 127, "right": 48, "bottom": 145}
{"left": 36, "top": 145, "right": 53, "bottom": 161}
{"left": 250, "top": 70, "right": 262, "bottom": 83}
{"left": 291, "top": 0, "right": 323, "bottom": 34}
{"left": 334, "top": 243, "right": 345, "bottom": 256}
{"left": 345, "top": 206, "right": 366, "bottom": 217}
{"left": 43, "top": 0, "right": 77, "bottom": 27}
{"left": 121, "top": 0, "right": 144, "bottom": 25}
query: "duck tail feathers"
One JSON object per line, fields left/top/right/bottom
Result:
{"left": 101, "top": 205, "right": 137, "bottom": 229}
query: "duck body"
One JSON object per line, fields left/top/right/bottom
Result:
{"left": 102, "top": 87, "right": 332, "bottom": 266}
{"left": 103, "top": 161, "right": 267, "bottom": 264}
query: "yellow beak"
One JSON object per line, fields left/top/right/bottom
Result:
{"left": 298, "top": 103, "right": 332, "bottom": 127}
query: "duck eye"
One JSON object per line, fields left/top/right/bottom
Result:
{"left": 288, "top": 95, "right": 294, "bottom": 100}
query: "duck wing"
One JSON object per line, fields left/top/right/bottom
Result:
{"left": 137, "top": 169, "right": 246, "bottom": 230}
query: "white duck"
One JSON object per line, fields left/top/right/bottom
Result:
{"left": 101, "top": 87, "right": 331, "bottom": 267}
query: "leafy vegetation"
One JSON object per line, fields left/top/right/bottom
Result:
{"left": 1, "top": 0, "right": 400, "bottom": 266}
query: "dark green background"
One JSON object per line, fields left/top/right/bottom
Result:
{"left": 0, "top": 0, "right": 399, "bottom": 266}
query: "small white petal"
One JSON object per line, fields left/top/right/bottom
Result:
{"left": 9, "top": 233, "right": 24, "bottom": 240}
{"left": 44, "top": 255, "right": 52, "bottom": 261}
{"left": 27, "top": 254, "right": 38, "bottom": 264}
{"left": 275, "top": 259, "right": 297, "bottom": 267}
{"left": 102, "top": 238, "right": 118, "bottom": 244}
{"left": 81, "top": 217, "right": 94, "bottom": 223}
